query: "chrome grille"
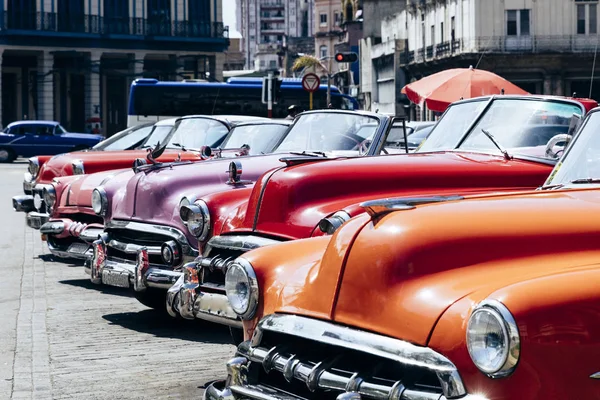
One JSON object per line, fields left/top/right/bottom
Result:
{"left": 228, "top": 314, "right": 467, "bottom": 400}
{"left": 199, "top": 235, "right": 281, "bottom": 287}
{"left": 104, "top": 220, "right": 199, "bottom": 268}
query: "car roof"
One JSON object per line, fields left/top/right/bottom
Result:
{"left": 153, "top": 118, "right": 178, "bottom": 126}
{"left": 297, "top": 109, "right": 384, "bottom": 119}
{"left": 177, "top": 115, "right": 269, "bottom": 124}
{"left": 7, "top": 120, "right": 60, "bottom": 127}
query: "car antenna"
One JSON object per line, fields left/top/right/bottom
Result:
{"left": 589, "top": 34, "right": 599, "bottom": 98}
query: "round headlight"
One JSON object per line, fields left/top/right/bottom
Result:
{"left": 28, "top": 157, "right": 40, "bottom": 178}
{"left": 43, "top": 186, "right": 56, "bottom": 210}
{"left": 180, "top": 200, "right": 210, "bottom": 241}
{"left": 466, "top": 300, "right": 520, "bottom": 378}
{"left": 225, "top": 259, "right": 258, "bottom": 320}
{"left": 91, "top": 188, "right": 108, "bottom": 216}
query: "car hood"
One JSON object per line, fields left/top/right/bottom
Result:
{"left": 66, "top": 168, "right": 135, "bottom": 208}
{"left": 270, "top": 188, "right": 600, "bottom": 347}
{"left": 36, "top": 149, "right": 201, "bottom": 185}
{"left": 108, "top": 154, "right": 293, "bottom": 246}
{"left": 226, "top": 151, "right": 553, "bottom": 240}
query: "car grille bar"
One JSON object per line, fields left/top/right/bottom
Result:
{"left": 234, "top": 314, "right": 468, "bottom": 400}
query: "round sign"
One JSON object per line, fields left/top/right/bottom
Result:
{"left": 302, "top": 73, "right": 321, "bottom": 93}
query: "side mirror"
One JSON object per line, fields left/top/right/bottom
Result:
{"left": 567, "top": 114, "right": 583, "bottom": 137}
{"left": 199, "top": 145, "right": 212, "bottom": 160}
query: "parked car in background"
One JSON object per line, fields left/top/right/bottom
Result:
{"left": 86, "top": 110, "right": 398, "bottom": 309}
{"left": 0, "top": 120, "right": 103, "bottom": 162}
{"left": 40, "top": 119, "right": 292, "bottom": 261}
{"left": 206, "top": 106, "right": 600, "bottom": 400}
{"left": 166, "top": 95, "right": 593, "bottom": 339}
{"left": 13, "top": 115, "right": 266, "bottom": 229}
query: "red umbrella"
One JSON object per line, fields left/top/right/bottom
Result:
{"left": 401, "top": 66, "right": 529, "bottom": 113}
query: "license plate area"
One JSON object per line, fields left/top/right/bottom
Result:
{"left": 101, "top": 270, "right": 130, "bottom": 288}
{"left": 68, "top": 242, "right": 90, "bottom": 254}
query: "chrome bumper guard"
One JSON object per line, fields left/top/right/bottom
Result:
{"left": 12, "top": 195, "right": 34, "bottom": 212}
{"left": 47, "top": 239, "right": 93, "bottom": 260}
{"left": 26, "top": 212, "right": 49, "bottom": 230}
{"left": 204, "top": 314, "right": 481, "bottom": 400}
{"left": 88, "top": 235, "right": 182, "bottom": 290}
{"left": 23, "top": 174, "right": 34, "bottom": 194}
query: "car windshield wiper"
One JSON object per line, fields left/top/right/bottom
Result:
{"left": 171, "top": 143, "right": 187, "bottom": 151}
{"left": 539, "top": 183, "right": 564, "bottom": 190}
{"left": 290, "top": 151, "right": 328, "bottom": 157}
{"left": 481, "top": 129, "right": 511, "bottom": 160}
{"left": 569, "top": 178, "right": 600, "bottom": 184}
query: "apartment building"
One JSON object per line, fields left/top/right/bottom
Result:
{"left": 362, "top": 0, "right": 600, "bottom": 117}
{"left": 236, "top": 0, "right": 313, "bottom": 71}
{"left": 0, "top": 0, "right": 229, "bottom": 135}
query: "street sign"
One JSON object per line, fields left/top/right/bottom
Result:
{"left": 302, "top": 73, "right": 320, "bottom": 93}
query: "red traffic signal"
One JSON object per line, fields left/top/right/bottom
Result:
{"left": 334, "top": 52, "right": 358, "bottom": 63}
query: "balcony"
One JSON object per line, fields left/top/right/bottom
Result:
{"left": 260, "top": 0, "right": 285, "bottom": 9}
{"left": 0, "top": 12, "right": 229, "bottom": 51}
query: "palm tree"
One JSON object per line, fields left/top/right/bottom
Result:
{"left": 292, "top": 55, "right": 332, "bottom": 106}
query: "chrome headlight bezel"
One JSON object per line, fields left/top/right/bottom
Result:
{"left": 466, "top": 299, "right": 520, "bottom": 378}
{"left": 179, "top": 199, "right": 210, "bottom": 241}
{"left": 91, "top": 187, "right": 108, "bottom": 216}
{"left": 224, "top": 258, "right": 258, "bottom": 320}
{"left": 72, "top": 160, "right": 85, "bottom": 175}
{"left": 43, "top": 186, "right": 57, "bottom": 211}
{"left": 28, "top": 157, "right": 40, "bottom": 178}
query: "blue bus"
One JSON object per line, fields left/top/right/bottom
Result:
{"left": 127, "top": 78, "right": 359, "bottom": 126}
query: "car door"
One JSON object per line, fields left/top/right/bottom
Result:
{"left": 18, "top": 124, "right": 55, "bottom": 156}
{"left": 49, "top": 125, "right": 76, "bottom": 154}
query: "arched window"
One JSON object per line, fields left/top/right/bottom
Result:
{"left": 345, "top": 1, "right": 354, "bottom": 23}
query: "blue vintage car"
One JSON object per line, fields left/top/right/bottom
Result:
{"left": 0, "top": 121, "right": 104, "bottom": 162}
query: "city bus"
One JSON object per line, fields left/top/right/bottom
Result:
{"left": 127, "top": 78, "right": 359, "bottom": 127}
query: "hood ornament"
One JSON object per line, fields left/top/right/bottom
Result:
{"left": 361, "top": 196, "right": 464, "bottom": 218}
{"left": 591, "top": 372, "right": 600, "bottom": 379}
{"left": 147, "top": 141, "right": 167, "bottom": 165}
{"left": 227, "top": 161, "right": 252, "bottom": 185}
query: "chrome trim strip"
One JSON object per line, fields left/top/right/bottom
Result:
{"left": 251, "top": 314, "right": 467, "bottom": 398}
{"left": 203, "top": 235, "right": 281, "bottom": 256}
{"left": 107, "top": 239, "right": 162, "bottom": 255}
{"left": 361, "top": 196, "right": 464, "bottom": 218}
{"left": 106, "top": 220, "right": 198, "bottom": 258}
{"left": 591, "top": 372, "right": 600, "bottom": 379}
{"left": 40, "top": 221, "right": 65, "bottom": 234}
{"left": 79, "top": 228, "right": 104, "bottom": 243}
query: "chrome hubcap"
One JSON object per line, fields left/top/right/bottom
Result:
{"left": 0, "top": 150, "right": 9, "bottom": 161}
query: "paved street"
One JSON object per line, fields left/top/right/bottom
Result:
{"left": 0, "top": 162, "right": 235, "bottom": 400}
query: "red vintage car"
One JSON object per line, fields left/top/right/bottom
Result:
{"left": 12, "top": 115, "right": 266, "bottom": 229}
{"left": 206, "top": 106, "right": 600, "bottom": 400}
{"left": 167, "top": 95, "right": 597, "bottom": 336}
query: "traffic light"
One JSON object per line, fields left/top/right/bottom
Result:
{"left": 335, "top": 52, "right": 358, "bottom": 63}
{"left": 262, "top": 75, "right": 283, "bottom": 104}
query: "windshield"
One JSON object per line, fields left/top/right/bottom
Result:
{"left": 221, "top": 124, "right": 289, "bottom": 155}
{"left": 418, "top": 100, "right": 488, "bottom": 152}
{"left": 275, "top": 113, "right": 379, "bottom": 153}
{"left": 141, "top": 125, "right": 174, "bottom": 148}
{"left": 419, "top": 98, "right": 583, "bottom": 161}
{"left": 56, "top": 125, "right": 68, "bottom": 134}
{"left": 93, "top": 124, "right": 153, "bottom": 150}
{"left": 543, "top": 111, "right": 600, "bottom": 187}
{"left": 167, "top": 118, "right": 230, "bottom": 149}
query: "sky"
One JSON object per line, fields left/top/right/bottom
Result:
{"left": 223, "top": 0, "right": 242, "bottom": 38}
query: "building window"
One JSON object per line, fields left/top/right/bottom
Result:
{"left": 578, "top": 4, "right": 586, "bottom": 34}
{"left": 506, "top": 9, "right": 530, "bottom": 36}
{"left": 320, "top": 13, "right": 327, "bottom": 26}
{"left": 440, "top": 22, "right": 444, "bottom": 42}
{"left": 451, "top": 16, "right": 455, "bottom": 41}
{"left": 269, "top": 60, "right": 277, "bottom": 68}
{"left": 591, "top": 4, "right": 598, "bottom": 34}
{"left": 430, "top": 25, "right": 435, "bottom": 45}
{"left": 320, "top": 45, "right": 328, "bottom": 58}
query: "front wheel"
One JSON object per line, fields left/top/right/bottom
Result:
{"left": 134, "top": 288, "right": 168, "bottom": 310}
{"left": 0, "top": 147, "right": 15, "bottom": 163}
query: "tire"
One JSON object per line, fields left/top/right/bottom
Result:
{"left": 133, "top": 288, "right": 168, "bottom": 311}
{"left": 0, "top": 147, "right": 15, "bottom": 163}
{"left": 230, "top": 327, "right": 244, "bottom": 346}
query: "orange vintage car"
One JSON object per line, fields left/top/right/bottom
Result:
{"left": 204, "top": 109, "right": 600, "bottom": 399}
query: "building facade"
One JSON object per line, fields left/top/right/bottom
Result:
{"left": 361, "top": 0, "right": 600, "bottom": 118}
{"left": 1, "top": 0, "right": 229, "bottom": 135}
{"left": 236, "top": 0, "right": 313, "bottom": 71}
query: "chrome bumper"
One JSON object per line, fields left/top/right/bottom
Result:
{"left": 26, "top": 212, "right": 49, "bottom": 230}
{"left": 47, "top": 239, "right": 93, "bottom": 260}
{"left": 166, "top": 275, "right": 241, "bottom": 328}
{"left": 88, "top": 236, "right": 182, "bottom": 290}
{"left": 12, "top": 195, "right": 34, "bottom": 212}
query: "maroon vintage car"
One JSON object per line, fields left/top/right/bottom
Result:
{"left": 165, "top": 95, "right": 594, "bottom": 339}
